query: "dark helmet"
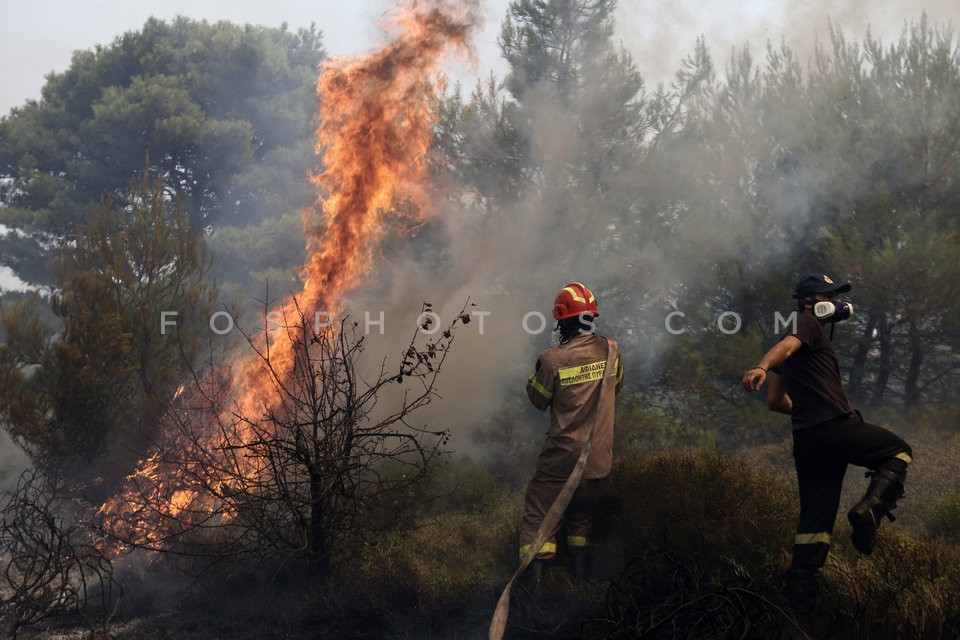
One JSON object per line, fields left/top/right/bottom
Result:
{"left": 793, "top": 273, "right": 851, "bottom": 299}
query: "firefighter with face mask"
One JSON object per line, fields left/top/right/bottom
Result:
{"left": 519, "top": 282, "right": 624, "bottom": 590}
{"left": 741, "top": 273, "right": 913, "bottom": 617}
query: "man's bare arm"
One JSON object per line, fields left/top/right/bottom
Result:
{"left": 741, "top": 335, "right": 803, "bottom": 394}
{"left": 765, "top": 371, "right": 792, "bottom": 414}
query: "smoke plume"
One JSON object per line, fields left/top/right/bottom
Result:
{"left": 343, "top": 0, "right": 960, "bottom": 457}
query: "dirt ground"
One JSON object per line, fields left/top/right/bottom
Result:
{"left": 9, "top": 422, "right": 958, "bottom": 640}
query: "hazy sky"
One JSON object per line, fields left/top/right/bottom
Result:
{"left": 1, "top": 0, "right": 955, "bottom": 292}
{"left": 2, "top": 0, "right": 957, "bottom": 116}
{"left": 1, "top": 0, "right": 955, "bottom": 277}
{"left": 0, "top": 0, "right": 512, "bottom": 115}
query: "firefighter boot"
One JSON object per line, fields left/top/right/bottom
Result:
{"left": 570, "top": 548, "right": 592, "bottom": 587}
{"left": 847, "top": 460, "right": 907, "bottom": 555}
{"left": 519, "top": 559, "right": 545, "bottom": 598}
{"left": 784, "top": 567, "right": 819, "bottom": 619}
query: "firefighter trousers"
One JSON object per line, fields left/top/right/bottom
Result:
{"left": 790, "top": 411, "right": 912, "bottom": 571}
{"left": 519, "top": 472, "right": 604, "bottom": 560}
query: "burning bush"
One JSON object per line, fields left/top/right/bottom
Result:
{"left": 97, "top": 301, "right": 469, "bottom": 579}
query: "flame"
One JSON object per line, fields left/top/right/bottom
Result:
{"left": 234, "top": 0, "right": 476, "bottom": 419}
{"left": 97, "top": 0, "right": 476, "bottom": 554}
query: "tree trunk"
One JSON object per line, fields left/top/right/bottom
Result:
{"left": 308, "top": 469, "right": 330, "bottom": 576}
{"left": 847, "top": 314, "right": 878, "bottom": 404}
{"left": 869, "top": 315, "right": 891, "bottom": 407}
{"left": 904, "top": 319, "right": 924, "bottom": 406}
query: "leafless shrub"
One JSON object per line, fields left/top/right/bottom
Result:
{"left": 100, "top": 299, "right": 470, "bottom": 579}
{"left": 0, "top": 469, "right": 120, "bottom": 638}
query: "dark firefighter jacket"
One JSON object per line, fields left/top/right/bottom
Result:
{"left": 526, "top": 333, "right": 624, "bottom": 480}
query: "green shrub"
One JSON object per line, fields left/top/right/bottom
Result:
{"left": 606, "top": 448, "right": 796, "bottom": 578}
{"left": 569, "top": 449, "right": 800, "bottom": 639}
{"left": 926, "top": 489, "right": 960, "bottom": 542}
{"left": 346, "top": 459, "right": 521, "bottom": 611}
{"left": 614, "top": 402, "right": 717, "bottom": 453}
{"left": 336, "top": 448, "right": 960, "bottom": 639}
{"left": 824, "top": 528, "right": 960, "bottom": 639}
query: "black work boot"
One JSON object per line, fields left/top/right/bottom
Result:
{"left": 519, "top": 559, "right": 545, "bottom": 598}
{"left": 847, "top": 461, "right": 907, "bottom": 555}
{"left": 570, "top": 548, "right": 592, "bottom": 587}
{"left": 784, "top": 567, "right": 819, "bottom": 619}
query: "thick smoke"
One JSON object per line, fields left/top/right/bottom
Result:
{"left": 614, "top": 0, "right": 958, "bottom": 85}
{"left": 341, "top": 0, "right": 959, "bottom": 457}
{"left": 0, "top": 430, "right": 30, "bottom": 491}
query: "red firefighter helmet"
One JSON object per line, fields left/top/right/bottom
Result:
{"left": 553, "top": 282, "right": 599, "bottom": 321}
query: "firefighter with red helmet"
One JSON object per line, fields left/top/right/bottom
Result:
{"left": 519, "top": 282, "right": 624, "bottom": 589}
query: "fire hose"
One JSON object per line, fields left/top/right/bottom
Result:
{"left": 488, "top": 338, "right": 615, "bottom": 640}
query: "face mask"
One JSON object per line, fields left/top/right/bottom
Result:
{"left": 814, "top": 300, "right": 853, "bottom": 322}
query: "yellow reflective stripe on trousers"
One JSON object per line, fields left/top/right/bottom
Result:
{"left": 519, "top": 541, "right": 557, "bottom": 560}
{"left": 794, "top": 532, "right": 831, "bottom": 546}
{"left": 566, "top": 535, "right": 588, "bottom": 548}
{"left": 528, "top": 374, "right": 553, "bottom": 400}
{"left": 896, "top": 451, "right": 913, "bottom": 464}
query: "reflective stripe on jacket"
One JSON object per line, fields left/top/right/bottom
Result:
{"left": 525, "top": 333, "right": 623, "bottom": 479}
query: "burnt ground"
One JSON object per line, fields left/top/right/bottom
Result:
{"left": 9, "top": 421, "right": 959, "bottom": 640}
{"left": 7, "top": 568, "right": 502, "bottom": 640}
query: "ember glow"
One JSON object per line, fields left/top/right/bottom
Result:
{"left": 98, "top": 0, "right": 476, "bottom": 551}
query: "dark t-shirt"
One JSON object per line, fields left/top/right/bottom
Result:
{"left": 776, "top": 313, "right": 855, "bottom": 431}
